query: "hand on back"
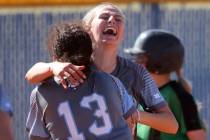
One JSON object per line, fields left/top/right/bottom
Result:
{"left": 50, "top": 61, "right": 86, "bottom": 89}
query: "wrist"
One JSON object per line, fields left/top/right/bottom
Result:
{"left": 133, "top": 110, "right": 141, "bottom": 123}
{"left": 137, "top": 110, "right": 141, "bottom": 123}
{"left": 49, "top": 62, "right": 56, "bottom": 75}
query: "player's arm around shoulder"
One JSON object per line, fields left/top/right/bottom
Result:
{"left": 25, "top": 62, "right": 86, "bottom": 89}
{"left": 140, "top": 104, "right": 178, "bottom": 134}
{"left": 25, "top": 62, "right": 54, "bottom": 84}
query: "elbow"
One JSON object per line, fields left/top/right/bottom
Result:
{"left": 166, "top": 117, "right": 179, "bottom": 134}
{"left": 25, "top": 72, "right": 36, "bottom": 84}
{"left": 164, "top": 111, "right": 179, "bottom": 134}
{"left": 164, "top": 106, "right": 179, "bottom": 134}
{"left": 170, "top": 120, "right": 179, "bottom": 134}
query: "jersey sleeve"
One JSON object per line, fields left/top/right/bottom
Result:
{"left": 111, "top": 76, "right": 136, "bottom": 119}
{"left": 26, "top": 87, "right": 50, "bottom": 138}
{"left": 135, "top": 64, "right": 166, "bottom": 111}
{"left": 0, "top": 86, "right": 13, "bottom": 117}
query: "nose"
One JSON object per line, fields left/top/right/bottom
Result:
{"left": 108, "top": 16, "right": 115, "bottom": 24}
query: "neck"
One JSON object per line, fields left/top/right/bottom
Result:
{"left": 92, "top": 43, "right": 118, "bottom": 73}
{"left": 150, "top": 73, "right": 171, "bottom": 88}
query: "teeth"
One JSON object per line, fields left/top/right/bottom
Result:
{"left": 103, "top": 27, "right": 117, "bottom": 35}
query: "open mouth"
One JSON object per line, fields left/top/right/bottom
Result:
{"left": 103, "top": 27, "right": 117, "bottom": 36}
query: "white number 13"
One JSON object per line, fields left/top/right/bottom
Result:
{"left": 58, "top": 93, "right": 113, "bottom": 140}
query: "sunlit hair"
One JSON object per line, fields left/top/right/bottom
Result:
{"left": 83, "top": 3, "right": 125, "bottom": 26}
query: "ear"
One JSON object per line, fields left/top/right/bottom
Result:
{"left": 142, "top": 55, "right": 149, "bottom": 68}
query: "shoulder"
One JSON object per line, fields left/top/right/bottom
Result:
{"left": 93, "top": 71, "right": 116, "bottom": 83}
{"left": 30, "top": 87, "right": 39, "bottom": 107}
{"left": 168, "top": 81, "right": 203, "bottom": 130}
{"left": 36, "top": 77, "right": 62, "bottom": 94}
{"left": 168, "top": 81, "right": 194, "bottom": 100}
{"left": 38, "top": 77, "right": 59, "bottom": 88}
{"left": 117, "top": 56, "right": 147, "bottom": 77}
{"left": 117, "top": 57, "right": 153, "bottom": 87}
{"left": 159, "top": 82, "right": 177, "bottom": 96}
{"left": 169, "top": 81, "right": 196, "bottom": 105}
{"left": 93, "top": 71, "right": 122, "bottom": 92}
{"left": 30, "top": 86, "right": 48, "bottom": 115}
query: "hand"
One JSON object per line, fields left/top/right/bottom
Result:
{"left": 50, "top": 62, "right": 86, "bottom": 89}
{"left": 126, "top": 110, "right": 140, "bottom": 135}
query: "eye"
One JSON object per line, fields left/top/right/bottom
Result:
{"left": 115, "top": 16, "right": 123, "bottom": 22}
{"left": 99, "top": 14, "right": 109, "bottom": 20}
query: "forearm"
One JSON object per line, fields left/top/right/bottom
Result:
{"left": 139, "top": 107, "right": 178, "bottom": 134}
{"left": 187, "top": 129, "right": 207, "bottom": 140}
{"left": 25, "top": 62, "right": 53, "bottom": 84}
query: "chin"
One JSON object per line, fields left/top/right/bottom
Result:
{"left": 102, "top": 38, "right": 120, "bottom": 45}
{"left": 102, "top": 41, "right": 119, "bottom": 47}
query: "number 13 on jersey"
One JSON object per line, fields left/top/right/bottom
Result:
{"left": 58, "top": 93, "right": 113, "bottom": 140}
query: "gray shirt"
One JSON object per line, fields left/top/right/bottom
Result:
{"left": 111, "top": 57, "right": 166, "bottom": 111}
{"left": 26, "top": 71, "right": 135, "bottom": 140}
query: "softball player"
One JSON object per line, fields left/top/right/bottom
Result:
{"left": 125, "top": 29, "right": 207, "bottom": 140}
{"left": 26, "top": 22, "right": 138, "bottom": 140}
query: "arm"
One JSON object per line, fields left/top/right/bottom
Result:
{"left": 0, "top": 111, "right": 13, "bottom": 140}
{"left": 25, "top": 62, "right": 54, "bottom": 84}
{"left": 187, "top": 129, "right": 207, "bottom": 140}
{"left": 25, "top": 62, "right": 86, "bottom": 88}
{"left": 135, "top": 65, "right": 178, "bottom": 134}
{"left": 139, "top": 105, "right": 178, "bottom": 134}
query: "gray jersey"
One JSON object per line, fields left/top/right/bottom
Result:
{"left": 26, "top": 71, "right": 135, "bottom": 140}
{"left": 111, "top": 57, "right": 166, "bottom": 111}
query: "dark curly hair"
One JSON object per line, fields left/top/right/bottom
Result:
{"left": 47, "top": 21, "right": 92, "bottom": 75}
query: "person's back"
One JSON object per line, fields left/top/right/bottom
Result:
{"left": 29, "top": 71, "right": 134, "bottom": 140}
{"left": 26, "top": 21, "right": 136, "bottom": 140}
